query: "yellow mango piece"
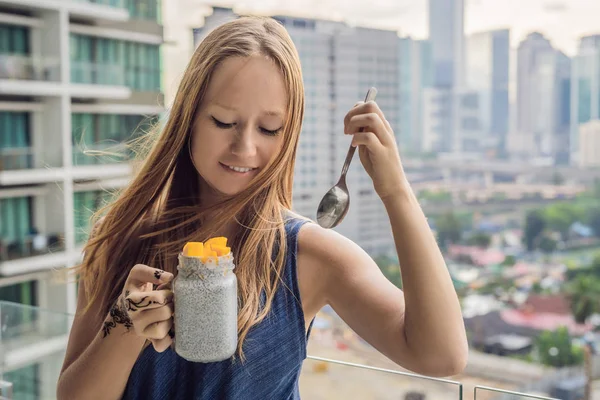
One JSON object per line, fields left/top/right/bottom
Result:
{"left": 212, "top": 245, "right": 231, "bottom": 256}
{"left": 202, "top": 250, "right": 218, "bottom": 263}
{"left": 183, "top": 242, "right": 204, "bottom": 257}
{"left": 205, "top": 237, "right": 228, "bottom": 249}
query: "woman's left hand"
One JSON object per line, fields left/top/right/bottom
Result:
{"left": 344, "top": 101, "right": 407, "bottom": 201}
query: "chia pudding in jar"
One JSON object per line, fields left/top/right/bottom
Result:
{"left": 173, "top": 239, "right": 238, "bottom": 363}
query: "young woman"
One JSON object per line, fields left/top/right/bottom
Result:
{"left": 57, "top": 16, "right": 467, "bottom": 400}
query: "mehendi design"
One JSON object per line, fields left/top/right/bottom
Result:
{"left": 125, "top": 296, "right": 170, "bottom": 312}
{"left": 102, "top": 298, "right": 134, "bottom": 337}
{"left": 102, "top": 289, "right": 171, "bottom": 338}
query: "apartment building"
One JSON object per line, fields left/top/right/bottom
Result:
{"left": 0, "top": 1, "right": 163, "bottom": 395}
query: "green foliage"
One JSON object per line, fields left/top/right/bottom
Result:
{"left": 588, "top": 207, "right": 600, "bottom": 237}
{"left": 467, "top": 232, "right": 492, "bottom": 248}
{"left": 564, "top": 274, "right": 600, "bottom": 323}
{"left": 374, "top": 255, "right": 402, "bottom": 289}
{"left": 538, "top": 236, "right": 557, "bottom": 254}
{"left": 435, "top": 212, "right": 462, "bottom": 249}
{"left": 476, "top": 276, "right": 513, "bottom": 296}
{"left": 543, "top": 203, "right": 585, "bottom": 239}
{"left": 502, "top": 255, "right": 517, "bottom": 267}
{"left": 535, "top": 327, "right": 584, "bottom": 367}
{"left": 418, "top": 189, "right": 452, "bottom": 203}
{"left": 531, "top": 281, "right": 544, "bottom": 294}
{"left": 524, "top": 210, "right": 546, "bottom": 251}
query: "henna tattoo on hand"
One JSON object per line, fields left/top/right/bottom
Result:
{"left": 102, "top": 288, "right": 172, "bottom": 338}
{"left": 125, "top": 295, "right": 170, "bottom": 312}
{"left": 154, "top": 270, "right": 164, "bottom": 280}
{"left": 102, "top": 297, "right": 134, "bottom": 337}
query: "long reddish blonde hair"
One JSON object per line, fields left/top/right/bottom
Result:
{"left": 75, "top": 16, "right": 305, "bottom": 359}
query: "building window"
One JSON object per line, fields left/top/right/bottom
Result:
{"left": 70, "top": 34, "right": 161, "bottom": 91}
{"left": 125, "top": 0, "right": 161, "bottom": 22}
{"left": 0, "top": 24, "right": 29, "bottom": 54}
{"left": 0, "top": 197, "right": 32, "bottom": 245}
{"left": 72, "top": 113, "right": 157, "bottom": 165}
{"left": 0, "top": 281, "right": 37, "bottom": 306}
{"left": 0, "top": 112, "right": 31, "bottom": 170}
{"left": 74, "top": 190, "right": 115, "bottom": 244}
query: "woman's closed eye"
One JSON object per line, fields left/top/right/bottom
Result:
{"left": 211, "top": 116, "right": 282, "bottom": 136}
{"left": 211, "top": 116, "right": 235, "bottom": 129}
{"left": 259, "top": 126, "right": 282, "bottom": 136}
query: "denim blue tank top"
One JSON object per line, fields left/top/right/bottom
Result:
{"left": 122, "top": 216, "right": 313, "bottom": 400}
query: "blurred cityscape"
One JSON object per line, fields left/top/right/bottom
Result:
{"left": 1, "top": 0, "right": 600, "bottom": 399}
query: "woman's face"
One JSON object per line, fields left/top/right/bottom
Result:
{"left": 191, "top": 55, "right": 287, "bottom": 200}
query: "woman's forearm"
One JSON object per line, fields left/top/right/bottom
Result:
{"left": 382, "top": 182, "right": 468, "bottom": 374}
{"left": 57, "top": 317, "right": 146, "bottom": 400}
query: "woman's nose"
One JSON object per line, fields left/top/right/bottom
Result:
{"left": 230, "top": 126, "right": 257, "bottom": 158}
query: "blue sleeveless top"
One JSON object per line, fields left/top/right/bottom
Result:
{"left": 122, "top": 216, "right": 313, "bottom": 400}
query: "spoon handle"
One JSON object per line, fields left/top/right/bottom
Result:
{"left": 340, "top": 87, "right": 378, "bottom": 178}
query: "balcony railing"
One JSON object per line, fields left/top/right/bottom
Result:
{"left": 0, "top": 301, "right": 568, "bottom": 400}
{"left": 0, "top": 301, "right": 71, "bottom": 400}
{"left": 70, "top": 61, "right": 126, "bottom": 86}
{"left": 0, "top": 54, "right": 60, "bottom": 82}
{"left": 72, "top": 0, "right": 162, "bottom": 22}
{"left": 473, "top": 385, "right": 560, "bottom": 400}
{"left": 0, "top": 233, "right": 65, "bottom": 262}
{"left": 0, "top": 148, "right": 34, "bottom": 171}
{"left": 75, "top": 0, "right": 126, "bottom": 7}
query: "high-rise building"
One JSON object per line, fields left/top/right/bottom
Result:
{"left": 570, "top": 34, "right": 600, "bottom": 165}
{"left": 534, "top": 50, "right": 571, "bottom": 159}
{"left": 579, "top": 120, "right": 600, "bottom": 167}
{"left": 517, "top": 33, "right": 553, "bottom": 137}
{"left": 399, "top": 38, "right": 433, "bottom": 154}
{"left": 428, "top": 0, "right": 464, "bottom": 89}
{"left": 466, "top": 29, "right": 510, "bottom": 152}
{"left": 515, "top": 32, "right": 572, "bottom": 159}
{"left": 192, "top": 8, "right": 399, "bottom": 256}
{"left": 426, "top": 0, "right": 465, "bottom": 153}
{"left": 421, "top": 87, "right": 452, "bottom": 153}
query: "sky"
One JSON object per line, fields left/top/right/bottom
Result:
{"left": 198, "top": 0, "right": 600, "bottom": 55}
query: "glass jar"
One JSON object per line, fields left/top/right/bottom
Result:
{"left": 173, "top": 252, "right": 237, "bottom": 363}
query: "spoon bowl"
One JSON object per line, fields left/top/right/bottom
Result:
{"left": 316, "top": 87, "right": 377, "bottom": 229}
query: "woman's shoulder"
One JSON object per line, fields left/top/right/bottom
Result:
{"left": 293, "top": 213, "right": 365, "bottom": 273}
{"left": 282, "top": 209, "right": 314, "bottom": 226}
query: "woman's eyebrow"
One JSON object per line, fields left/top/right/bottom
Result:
{"left": 213, "top": 102, "right": 284, "bottom": 118}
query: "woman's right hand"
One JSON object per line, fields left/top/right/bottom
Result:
{"left": 118, "top": 264, "right": 175, "bottom": 352}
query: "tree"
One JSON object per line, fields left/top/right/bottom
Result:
{"left": 531, "top": 281, "right": 544, "bottom": 294}
{"left": 564, "top": 274, "right": 600, "bottom": 324}
{"left": 524, "top": 210, "right": 546, "bottom": 251}
{"left": 467, "top": 232, "right": 492, "bottom": 248}
{"left": 539, "top": 236, "right": 557, "bottom": 254}
{"left": 536, "top": 326, "right": 584, "bottom": 367}
{"left": 435, "top": 212, "right": 462, "bottom": 249}
{"left": 588, "top": 208, "right": 600, "bottom": 238}
{"left": 502, "top": 255, "right": 516, "bottom": 267}
{"left": 543, "top": 203, "right": 584, "bottom": 240}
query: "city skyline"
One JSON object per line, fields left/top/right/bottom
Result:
{"left": 199, "top": 0, "right": 599, "bottom": 55}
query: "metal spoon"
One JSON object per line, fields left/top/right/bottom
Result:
{"left": 316, "top": 87, "right": 378, "bottom": 229}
